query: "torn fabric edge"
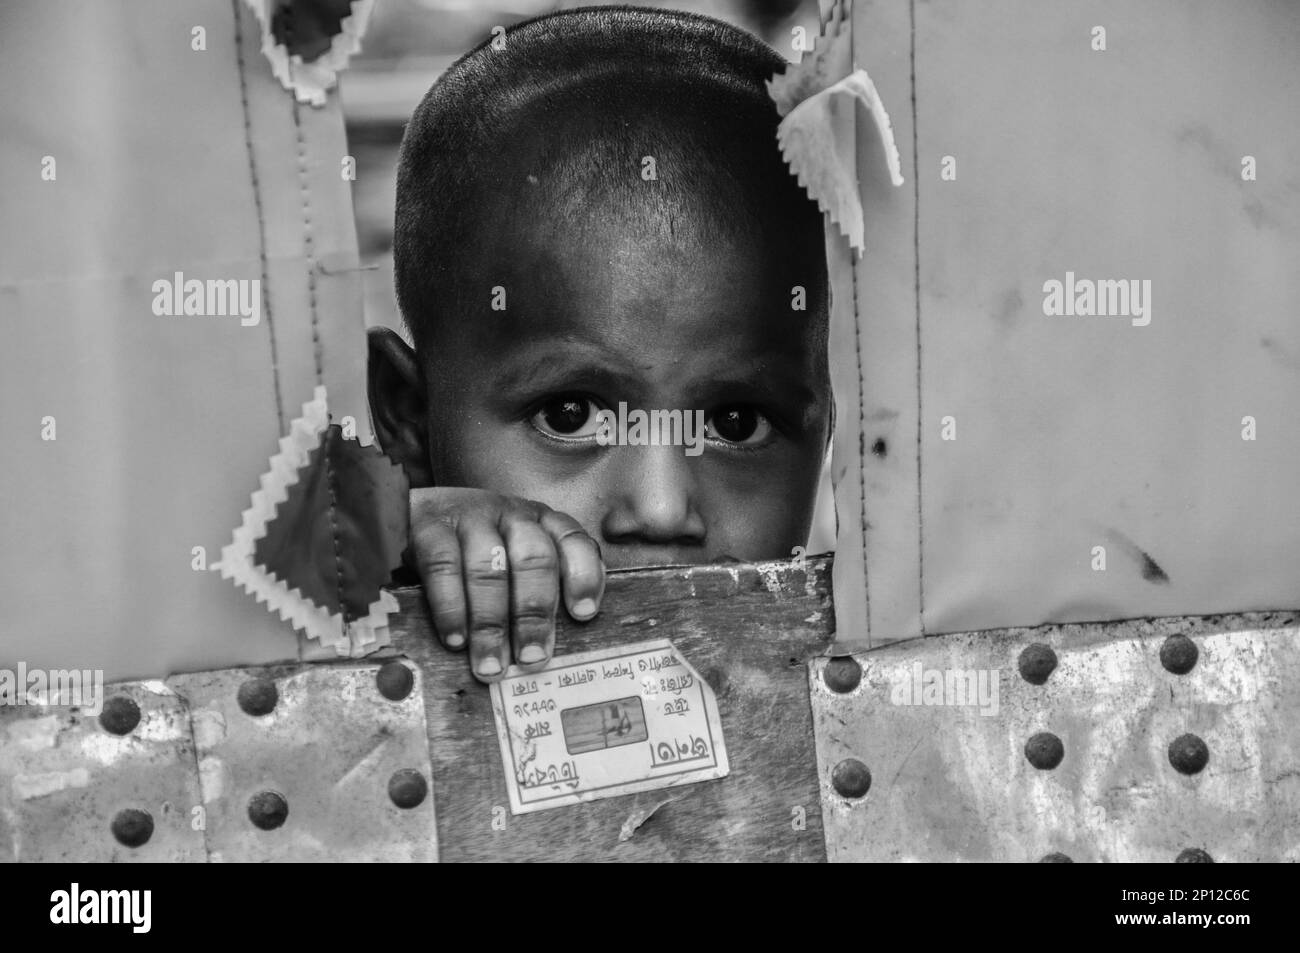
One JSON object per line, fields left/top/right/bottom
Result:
{"left": 776, "top": 69, "right": 905, "bottom": 254}
{"left": 768, "top": 0, "right": 853, "bottom": 118}
{"left": 215, "top": 385, "right": 397, "bottom": 656}
{"left": 769, "top": 2, "right": 910, "bottom": 649}
{"left": 240, "top": 0, "right": 375, "bottom": 107}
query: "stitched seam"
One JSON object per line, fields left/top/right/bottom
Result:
{"left": 851, "top": 252, "right": 870, "bottom": 645}
{"left": 910, "top": 0, "right": 925, "bottom": 634}
{"left": 233, "top": 0, "right": 284, "bottom": 433}
{"left": 324, "top": 431, "right": 348, "bottom": 625}
{"left": 290, "top": 99, "right": 325, "bottom": 384}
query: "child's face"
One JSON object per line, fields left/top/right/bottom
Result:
{"left": 414, "top": 205, "right": 829, "bottom": 569}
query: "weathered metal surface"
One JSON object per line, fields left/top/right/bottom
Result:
{"left": 169, "top": 659, "right": 436, "bottom": 862}
{"left": 0, "top": 681, "right": 206, "bottom": 862}
{"left": 813, "top": 623, "right": 1300, "bottom": 862}
{"left": 6, "top": 556, "right": 1296, "bottom": 864}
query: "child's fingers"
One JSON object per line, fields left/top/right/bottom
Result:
{"left": 411, "top": 518, "right": 469, "bottom": 652}
{"left": 458, "top": 515, "right": 512, "bottom": 682}
{"left": 538, "top": 508, "right": 605, "bottom": 622}
{"left": 501, "top": 519, "right": 559, "bottom": 669}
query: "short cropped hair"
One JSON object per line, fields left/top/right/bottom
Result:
{"left": 394, "top": 5, "right": 827, "bottom": 352}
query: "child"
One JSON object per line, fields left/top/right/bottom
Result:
{"left": 368, "top": 7, "right": 829, "bottom": 682}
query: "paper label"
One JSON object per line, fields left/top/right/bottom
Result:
{"left": 490, "top": 639, "right": 729, "bottom": 814}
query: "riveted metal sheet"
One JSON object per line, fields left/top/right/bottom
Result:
{"left": 169, "top": 659, "right": 437, "bottom": 862}
{"left": 811, "top": 626, "right": 1300, "bottom": 862}
{"left": 0, "top": 681, "right": 206, "bottom": 862}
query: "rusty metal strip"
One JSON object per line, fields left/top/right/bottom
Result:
{"left": 3, "top": 659, "right": 438, "bottom": 862}
{"left": 169, "top": 658, "right": 437, "bottom": 862}
{"left": 811, "top": 625, "right": 1300, "bottom": 862}
{"left": 0, "top": 680, "right": 207, "bottom": 862}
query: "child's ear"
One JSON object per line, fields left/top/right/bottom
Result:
{"left": 367, "top": 326, "right": 434, "bottom": 487}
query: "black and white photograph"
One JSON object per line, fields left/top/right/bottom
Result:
{"left": 0, "top": 0, "right": 1295, "bottom": 918}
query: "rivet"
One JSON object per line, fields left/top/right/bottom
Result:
{"left": 823, "top": 657, "right": 862, "bottom": 694}
{"left": 1024, "top": 732, "right": 1065, "bottom": 770}
{"left": 99, "top": 695, "right": 141, "bottom": 735}
{"left": 1160, "top": 634, "right": 1198, "bottom": 675}
{"left": 388, "top": 768, "right": 428, "bottom": 809}
{"left": 248, "top": 791, "right": 289, "bottom": 830}
{"left": 1039, "top": 852, "right": 1073, "bottom": 863}
{"left": 1018, "top": 644, "right": 1058, "bottom": 685}
{"left": 237, "top": 677, "right": 278, "bottom": 716}
{"left": 831, "top": 758, "right": 871, "bottom": 798}
{"left": 1168, "top": 734, "right": 1209, "bottom": 775}
{"left": 376, "top": 661, "right": 415, "bottom": 701}
{"left": 1176, "top": 848, "right": 1214, "bottom": 863}
{"left": 111, "top": 808, "right": 154, "bottom": 848}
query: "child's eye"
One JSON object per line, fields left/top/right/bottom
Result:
{"left": 529, "top": 394, "right": 602, "bottom": 440}
{"left": 705, "top": 406, "right": 773, "bottom": 447}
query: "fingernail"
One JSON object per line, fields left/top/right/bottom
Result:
{"left": 519, "top": 644, "right": 547, "bottom": 665}
{"left": 445, "top": 633, "right": 465, "bottom": 649}
{"left": 572, "top": 598, "right": 597, "bottom": 620}
{"left": 477, "top": 657, "right": 502, "bottom": 677}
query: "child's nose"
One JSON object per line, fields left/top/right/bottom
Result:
{"left": 599, "top": 445, "right": 707, "bottom": 546}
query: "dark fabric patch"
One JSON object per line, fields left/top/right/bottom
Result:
{"left": 254, "top": 425, "right": 408, "bottom": 621}
{"left": 270, "top": 0, "right": 356, "bottom": 62}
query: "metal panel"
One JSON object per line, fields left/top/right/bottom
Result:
{"left": 0, "top": 680, "right": 207, "bottom": 862}
{"left": 169, "top": 659, "right": 437, "bottom": 862}
{"left": 812, "top": 625, "right": 1300, "bottom": 861}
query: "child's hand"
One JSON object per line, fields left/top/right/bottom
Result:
{"left": 408, "top": 487, "right": 606, "bottom": 682}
